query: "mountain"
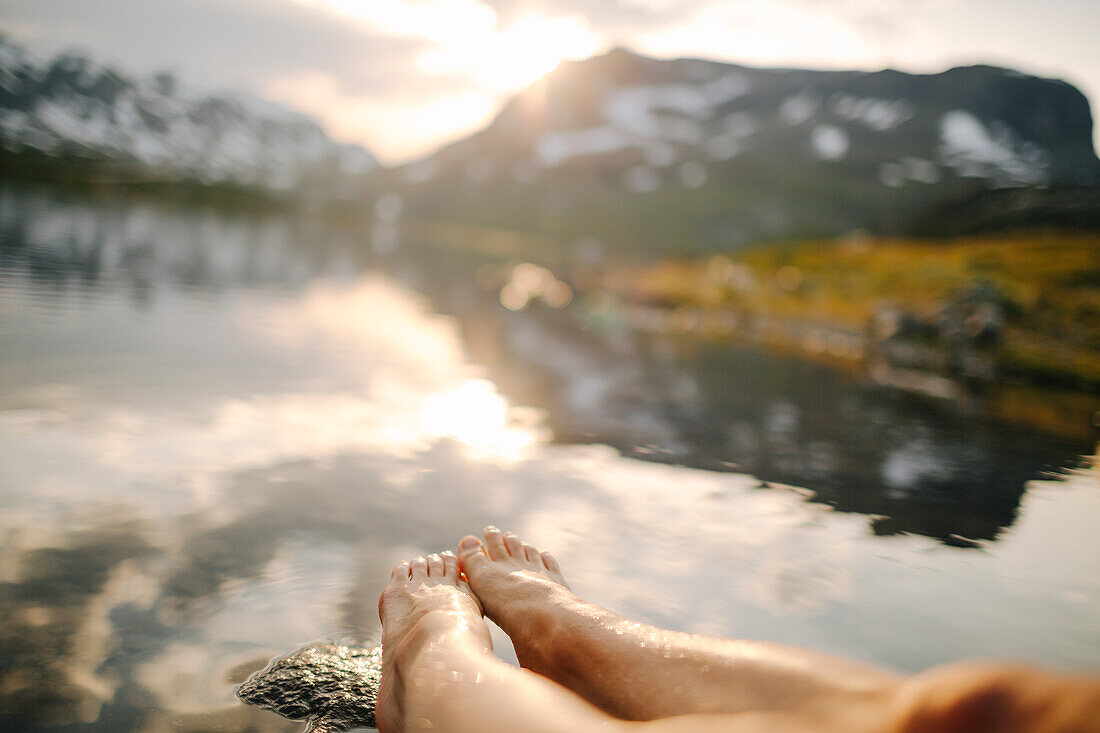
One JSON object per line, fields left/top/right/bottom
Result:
{"left": 382, "top": 48, "right": 1100, "bottom": 255}
{"left": 0, "top": 38, "right": 377, "bottom": 195}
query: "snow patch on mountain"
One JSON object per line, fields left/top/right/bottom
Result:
{"left": 832, "top": 95, "right": 913, "bottom": 131}
{"left": 536, "top": 126, "right": 631, "bottom": 167}
{"left": 811, "top": 125, "right": 849, "bottom": 161}
{"left": 604, "top": 85, "right": 709, "bottom": 143}
{"left": 938, "top": 110, "right": 1048, "bottom": 185}
{"left": 0, "top": 38, "right": 376, "bottom": 191}
{"left": 532, "top": 73, "right": 755, "bottom": 169}
{"left": 780, "top": 94, "right": 819, "bottom": 126}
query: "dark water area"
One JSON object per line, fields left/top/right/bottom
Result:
{"left": 391, "top": 243, "right": 1095, "bottom": 543}
{"left": 1, "top": 186, "right": 1098, "bottom": 730}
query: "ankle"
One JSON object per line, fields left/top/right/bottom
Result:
{"left": 487, "top": 584, "right": 581, "bottom": 666}
{"left": 483, "top": 574, "right": 568, "bottom": 621}
{"left": 535, "top": 596, "right": 618, "bottom": 675}
{"left": 389, "top": 609, "right": 486, "bottom": 656}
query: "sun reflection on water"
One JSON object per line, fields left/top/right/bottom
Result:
{"left": 4, "top": 191, "right": 1100, "bottom": 731}
{"left": 420, "top": 379, "right": 541, "bottom": 459}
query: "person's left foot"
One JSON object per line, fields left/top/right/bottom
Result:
{"left": 376, "top": 551, "right": 489, "bottom": 733}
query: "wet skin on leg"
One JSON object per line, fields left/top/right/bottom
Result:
{"left": 379, "top": 540, "right": 1100, "bottom": 733}
{"left": 456, "top": 526, "right": 899, "bottom": 723}
{"left": 455, "top": 527, "right": 1100, "bottom": 732}
{"left": 377, "top": 550, "right": 893, "bottom": 733}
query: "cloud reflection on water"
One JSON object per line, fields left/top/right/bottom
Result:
{"left": 1, "top": 191, "right": 1098, "bottom": 730}
{"left": 0, "top": 270, "right": 895, "bottom": 726}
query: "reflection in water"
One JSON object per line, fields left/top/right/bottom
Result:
{"left": 0, "top": 187, "right": 1098, "bottom": 730}
{"left": 421, "top": 379, "right": 544, "bottom": 457}
{"left": 410, "top": 250, "right": 1093, "bottom": 542}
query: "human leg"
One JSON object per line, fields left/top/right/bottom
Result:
{"left": 456, "top": 527, "right": 899, "bottom": 721}
{"left": 888, "top": 661, "right": 1100, "bottom": 733}
{"left": 380, "top": 543, "right": 1100, "bottom": 733}
{"left": 377, "top": 550, "right": 887, "bottom": 733}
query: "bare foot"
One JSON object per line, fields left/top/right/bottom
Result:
{"left": 456, "top": 527, "right": 574, "bottom": 674}
{"left": 376, "top": 551, "right": 489, "bottom": 733}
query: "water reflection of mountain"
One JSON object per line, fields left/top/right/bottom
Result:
{"left": 0, "top": 186, "right": 374, "bottom": 299}
{"left": 0, "top": 184, "right": 1092, "bottom": 547}
{"left": 393, "top": 245, "right": 1094, "bottom": 544}
{"left": 2, "top": 187, "right": 1099, "bottom": 731}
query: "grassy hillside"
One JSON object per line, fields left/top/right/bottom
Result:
{"left": 611, "top": 231, "right": 1100, "bottom": 390}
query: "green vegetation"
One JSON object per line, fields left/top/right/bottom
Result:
{"left": 614, "top": 232, "right": 1100, "bottom": 392}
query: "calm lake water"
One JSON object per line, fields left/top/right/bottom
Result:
{"left": 1, "top": 186, "right": 1098, "bottom": 730}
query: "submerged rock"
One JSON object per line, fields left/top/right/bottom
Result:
{"left": 237, "top": 643, "right": 382, "bottom": 732}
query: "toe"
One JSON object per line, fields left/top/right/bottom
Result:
{"left": 482, "top": 526, "right": 508, "bottom": 560}
{"left": 410, "top": 556, "right": 428, "bottom": 581}
{"left": 458, "top": 535, "right": 489, "bottom": 576}
{"left": 540, "top": 551, "right": 561, "bottom": 574}
{"left": 441, "top": 550, "right": 458, "bottom": 578}
{"left": 503, "top": 531, "right": 524, "bottom": 558}
{"left": 522, "top": 542, "right": 539, "bottom": 563}
{"left": 391, "top": 560, "right": 411, "bottom": 581}
{"left": 427, "top": 553, "right": 444, "bottom": 578}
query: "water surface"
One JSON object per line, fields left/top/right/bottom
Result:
{"left": 1, "top": 187, "right": 1097, "bottom": 730}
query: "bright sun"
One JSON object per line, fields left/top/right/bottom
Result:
{"left": 420, "top": 15, "right": 603, "bottom": 91}
{"left": 282, "top": 1, "right": 603, "bottom": 160}
{"left": 295, "top": 1, "right": 601, "bottom": 91}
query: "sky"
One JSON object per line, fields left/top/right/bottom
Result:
{"left": 2, "top": 0, "right": 1098, "bottom": 164}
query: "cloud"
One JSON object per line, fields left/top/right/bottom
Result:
{"left": 2, "top": 0, "right": 1096, "bottom": 160}
{"left": 634, "top": 1, "right": 879, "bottom": 68}
{"left": 474, "top": 0, "right": 948, "bottom": 39}
{"left": 1, "top": 0, "right": 506, "bottom": 159}
{"left": 480, "top": 0, "right": 687, "bottom": 34}
{"left": 4, "top": 0, "right": 431, "bottom": 93}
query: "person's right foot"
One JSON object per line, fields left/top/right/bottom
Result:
{"left": 456, "top": 527, "right": 575, "bottom": 674}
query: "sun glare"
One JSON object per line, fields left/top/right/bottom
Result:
{"left": 420, "top": 379, "right": 538, "bottom": 457}
{"left": 295, "top": 0, "right": 600, "bottom": 92}
{"left": 279, "top": 1, "right": 602, "bottom": 159}
{"left": 419, "top": 15, "right": 602, "bottom": 91}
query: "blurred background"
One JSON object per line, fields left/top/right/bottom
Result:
{"left": 1, "top": 0, "right": 1098, "bottom": 730}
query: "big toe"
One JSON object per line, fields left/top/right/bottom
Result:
{"left": 457, "top": 535, "right": 489, "bottom": 577}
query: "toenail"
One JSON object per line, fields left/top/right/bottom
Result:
{"left": 440, "top": 550, "right": 455, "bottom": 557}
{"left": 459, "top": 537, "right": 481, "bottom": 551}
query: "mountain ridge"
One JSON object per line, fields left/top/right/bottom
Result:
{"left": 380, "top": 47, "right": 1100, "bottom": 254}
{"left": 0, "top": 37, "right": 377, "bottom": 196}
